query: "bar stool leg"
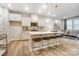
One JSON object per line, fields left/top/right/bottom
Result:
{"left": 49, "top": 38, "right": 57, "bottom": 50}
{"left": 54, "top": 38, "right": 57, "bottom": 49}
{"left": 46, "top": 40, "right": 50, "bottom": 51}
{"left": 49, "top": 39, "right": 53, "bottom": 50}
{"left": 56, "top": 37, "right": 60, "bottom": 47}
{"left": 59, "top": 37, "right": 63, "bottom": 47}
{"left": 48, "top": 40, "right": 50, "bottom": 50}
{"left": 32, "top": 39, "right": 43, "bottom": 55}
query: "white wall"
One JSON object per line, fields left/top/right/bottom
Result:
{"left": 38, "top": 17, "right": 56, "bottom": 31}
{"left": 3, "top": 8, "right": 9, "bottom": 34}
{"left": 0, "top": 7, "right": 9, "bottom": 35}
{"left": 60, "top": 19, "right": 64, "bottom": 31}
{"left": 2, "top": 8, "right": 10, "bottom": 43}
{"left": 0, "top": 6, "right": 11, "bottom": 43}
{"left": 0, "top": 6, "right": 3, "bottom": 33}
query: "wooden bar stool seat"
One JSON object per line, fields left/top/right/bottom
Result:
{"left": 32, "top": 38, "right": 42, "bottom": 42}
{"left": 49, "top": 36, "right": 57, "bottom": 49}
{"left": 56, "top": 34, "right": 63, "bottom": 47}
{"left": 32, "top": 35, "right": 42, "bottom": 55}
{"left": 42, "top": 37, "right": 49, "bottom": 40}
{"left": 41, "top": 34, "right": 50, "bottom": 52}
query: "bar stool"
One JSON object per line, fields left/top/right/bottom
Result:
{"left": 31, "top": 34, "right": 42, "bottom": 55}
{"left": 56, "top": 33, "right": 63, "bottom": 47}
{"left": 48, "top": 33, "right": 57, "bottom": 49}
{"left": 41, "top": 34, "right": 50, "bottom": 50}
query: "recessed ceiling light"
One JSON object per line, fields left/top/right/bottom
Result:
{"left": 42, "top": 4, "right": 47, "bottom": 8}
{"left": 38, "top": 9, "right": 41, "bottom": 13}
{"left": 25, "top": 7, "right": 29, "bottom": 11}
{"left": 46, "top": 19, "right": 49, "bottom": 23}
{"left": 48, "top": 12, "right": 51, "bottom": 15}
{"left": 52, "top": 14, "right": 56, "bottom": 17}
{"left": 7, "top": 4, "right": 11, "bottom": 8}
{"left": 63, "top": 17, "right": 66, "bottom": 19}
{"left": 55, "top": 20, "right": 59, "bottom": 23}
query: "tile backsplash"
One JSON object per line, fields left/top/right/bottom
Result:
{"left": 22, "top": 26, "right": 44, "bottom": 31}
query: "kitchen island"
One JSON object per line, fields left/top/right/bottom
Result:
{"left": 28, "top": 31, "right": 63, "bottom": 52}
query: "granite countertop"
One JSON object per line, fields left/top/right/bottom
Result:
{"left": 0, "top": 34, "right": 7, "bottom": 40}
{"left": 0, "top": 34, "right": 7, "bottom": 56}
{"left": 0, "top": 48, "right": 6, "bottom": 56}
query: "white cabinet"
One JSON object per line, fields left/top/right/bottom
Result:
{"left": 22, "top": 16, "right": 31, "bottom": 26}
{"left": 9, "top": 13, "right": 21, "bottom": 21}
{"left": 9, "top": 27, "right": 22, "bottom": 41}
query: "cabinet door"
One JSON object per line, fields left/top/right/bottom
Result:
{"left": 9, "top": 13, "right": 16, "bottom": 21}
{"left": 9, "top": 13, "right": 21, "bottom": 21}
{"left": 9, "top": 27, "right": 22, "bottom": 41}
{"left": 22, "top": 16, "right": 31, "bottom": 26}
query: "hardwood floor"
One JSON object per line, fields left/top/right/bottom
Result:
{"left": 5, "top": 38, "right": 79, "bottom": 56}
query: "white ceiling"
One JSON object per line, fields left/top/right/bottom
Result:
{"left": 0, "top": 3, "right": 79, "bottom": 18}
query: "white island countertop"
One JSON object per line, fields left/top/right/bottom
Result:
{"left": 29, "top": 31, "right": 63, "bottom": 35}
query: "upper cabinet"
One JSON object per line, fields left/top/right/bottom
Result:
{"left": 31, "top": 14, "right": 38, "bottom": 22}
{"left": 22, "top": 16, "right": 31, "bottom": 26}
{"left": 9, "top": 13, "right": 21, "bottom": 21}
{"left": 9, "top": 12, "right": 31, "bottom": 26}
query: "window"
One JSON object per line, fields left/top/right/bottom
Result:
{"left": 66, "top": 19, "right": 72, "bottom": 30}
{"left": 66, "top": 17, "right": 79, "bottom": 30}
{"left": 73, "top": 18, "right": 79, "bottom": 30}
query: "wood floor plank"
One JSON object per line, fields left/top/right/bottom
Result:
{"left": 4, "top": 38, "right": 79, "bottom": 56}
